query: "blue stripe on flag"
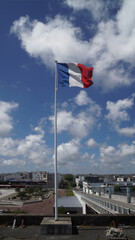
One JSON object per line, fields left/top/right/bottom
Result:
{"left": 57, "top": 63, "right": 69, "bottom": 87}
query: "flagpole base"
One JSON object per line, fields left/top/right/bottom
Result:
{"left": 41, "top": 217, "right": 72, "bottom": 235}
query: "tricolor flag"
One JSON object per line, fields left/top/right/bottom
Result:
{"left": 57, "top": 62, "right": 93, "bottom": 88}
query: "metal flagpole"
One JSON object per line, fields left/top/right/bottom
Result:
{"left": 54, "top": 60, "right": 58, "bottom": 221}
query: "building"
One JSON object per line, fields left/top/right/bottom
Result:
{"left": 56, "top": 196, "right": 82, "bottom": 214}
{"left": 75, "top": 176, "right": 84, "bottom": 188}
{"left": 32, "top": 171, "right": 47, "bottom": 182}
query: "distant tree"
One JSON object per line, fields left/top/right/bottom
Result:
{"left": 70, "top": 181, "right": 76, "bottom": 188}
{"left": 17, "top": 191, "right": 27, "bottom": 200}
{"left": 59, "top": 180, "right": 69, "bottom": 189}
{"left": 15, "top": 187, "right": 20, "bottom": 193}
{"left": 25, "top": 186, "right": 35, "bottom": 194}
{"left": 64, "top": 174, "right": 74, "bottom": 182}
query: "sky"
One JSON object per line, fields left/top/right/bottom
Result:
{"left": 0, "top": 0, "right": 135, "bottom": 175}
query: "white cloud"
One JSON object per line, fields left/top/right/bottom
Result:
{"left": 65, "top": 1, "right": 135, "bottom": 89}
{"left": 105, "top": 96, "right": 134, "bottom": 124}
{"left": 75, "top": 90, "right": 90, "bottom": 106}
{"left": 65, "top": 0, "right": 104, "bottom": 21}
{"left": 57, "top": 138, "right": 81, "bottom": 165}
{"left": 100, "top": 141, "right": 135, "bottom": 167}
{"left": 117, "top": 126, "right": 135, "bottom": 137}
{"left": 57, "top": 138, "right": 97, "bottom": 172}
{"left": 56, "top": 111, "right": 73, "bottom": 133}
{"left": 116, "top": 0, "right": 135, "bottom": 37}
{"left": 49, "top": 92, "right": 101, "bottom": 138}
{"left": 88, "top": 0, "right": 135, "bottom": 89}
{"left": 50, "top": 110, "right": 91, "bottom": 138}
{"left": 0, "top": 101, "right": 18, "bottom": 137}
{"left": 70, "top": 111, "right": 95, "bottom": 138}
{"left": 75, "top": 91, "right": 102, "bottom": 116}
{"left": 10, "top": 0, "right": 135, "bottom": 90}
{"left": 0, "top": 125, "right": 52, "bottom": 169}
{"left": 86, "top": 138, "right": 98, "bottom": 148}
{"left": 3, "top": 159, "right": 25, "bottom": 167}
{"left": 119, "top": 142, "right": 135, "bottom": 158}
{"left": 10, "top": 15, "right": 89, "bottom": 66}
{"left": 105, "top": 94, "right": 135, "bottom": 137}
{"left": 100, "top": 145, "right": 119, "bottom": 165}
{"left": 17, "top": 127, "right": 51, "bottom": 166}
{"left": 0, "top": 137, "right": 18, "bottom": 157}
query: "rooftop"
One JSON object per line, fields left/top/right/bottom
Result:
{"left": 0, "top": 226, "right": 134, "bottom": 240}
{"left": 57, "top": 196, "right": 82, "bottom": 208}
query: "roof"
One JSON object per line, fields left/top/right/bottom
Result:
{"left": 57, "top": 196, "right": 82, "bottom": 208}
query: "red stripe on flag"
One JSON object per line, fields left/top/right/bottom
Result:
{"left": 78, "top": 63, "right": 93, "bottom": 88}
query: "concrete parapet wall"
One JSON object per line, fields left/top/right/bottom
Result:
{"left": 103, "top": 193, "right": 135, "bottom": 204}
{"left": 0, "top": 214, "right": 135, "bottom": 227}
{"left": 71, "top": 214, "right": 135, "bottom": 227}
{"left": 111, "top": 194, "right": 127, "bottom": 203}
{"left": 0, "top": 214, "right": 44, "bottom": 226}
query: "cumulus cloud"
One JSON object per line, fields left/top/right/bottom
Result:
{"left": 75, "top": 91, "right": 101, "bottom": 116}
{"left": 116, "top": 126, "right": 135, "bottom": 137}
{"left": 88, "top": 0, "right": 135, "bottom": 89}
{"left": 50, "top": 110, "right": 93, "bottom": 138}
{"left": 105, "top": 94, "right": 135, "bottom": 136}
{"left": 64, "top": 0, "right": 122, "bottom": 22}
{"left": 0, "top": 125, "right": 52, "bottom": 170}
{"left": 49, "top": 91, "right": 101, "bottom": 138}
{"left": 0, "top": 137, "right": 18, "bottom": 157}
{"left": 75, "top": 91, "right": 90, "bottom": 106}
{"left": 100, "top": 141, "right": 135, "bottom": 167}
{"left": 3, "top": 158, "right": 25, "bottom": 167}
{"left": 17, "top": 126, "right": 52, "bottom": 166}
{"left": 119, "top": 142, "right": 135, "bottom": 158}
{"left": 116, "top": 0, "right": 135, "bottom": 37}
{"left": 10, "top": 15, "right": 89, "bottom": 66}
{"left": 57, "top": 138, "right": 97, "bottom": 172}
{"left": 0, "top": 101, "right": 18, "bottom": 137}
{"left": 57, "top": 138, "right": 81, "bottom": 165}
{"left": 64, "top": 0, "right": 104, "bottom": 21}
{"left": 10, "top": 0, "right": 135, "bottom": 90}
{"left": 56, "top": 111, "right": 73, "bottom": 133}
{"left": 106, "top": 96, "right": 134, "bottom": 124}
{"left": 86, "top": 138, "right": 98, "bottom": 148}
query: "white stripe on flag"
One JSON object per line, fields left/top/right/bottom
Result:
{"left": 68, "top": 63, "right": 83, "bottom": 88}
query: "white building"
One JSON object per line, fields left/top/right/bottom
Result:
{"left": 117, "top": 177, "right": 128, "bottom": 182}
{"left": 83, "top": 181, "right": 114, "bottom": 195}
{"left": 75, "top": 176, "right": 84, "bottom": 188}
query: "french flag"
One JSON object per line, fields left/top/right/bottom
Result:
{"left": 57, "top": 63, "right": 93, "bottom": 88}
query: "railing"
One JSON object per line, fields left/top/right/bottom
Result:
{"left": 74, "top": 191, "right": 135, "bottom": 215}
{"left": 102, "top": 193, "right": 135, "bottom": 204}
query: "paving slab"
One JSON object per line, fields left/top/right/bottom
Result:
{"left": 0, "top": 226, "right": 135, "bottom": 240}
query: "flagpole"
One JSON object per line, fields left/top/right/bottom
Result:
{"left": 54, "top": 60, "right": 58, "bottom": 221}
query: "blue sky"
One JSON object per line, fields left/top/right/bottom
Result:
{"left": 0, "top": 0, "right": 135, "bottom": 174}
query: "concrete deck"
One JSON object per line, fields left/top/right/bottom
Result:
{"left": 0, "top": 226, "right": 135, "bottom": 240}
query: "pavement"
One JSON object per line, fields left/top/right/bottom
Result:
{"left": 0, "top": 189, "right": 66, "bottom": 215}
{"left": 0, "top": 226, "right": 135, "bottom": 240}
